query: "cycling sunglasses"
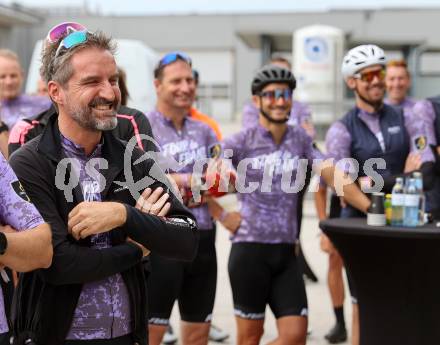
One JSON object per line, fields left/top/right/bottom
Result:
{"left": 46, "top": 22, "right": 87, "bottom": 43}
{"left": 54, "top": 31, "right": 88, "bottom": 59}
{"left": 353, "top": 68, "right": 386, "bottom": 83}
{"left": 158, "top": 52, "right": 192, "bottom": 68}
{"left": 259, "top": 88, "right": 292, "bottom": 103}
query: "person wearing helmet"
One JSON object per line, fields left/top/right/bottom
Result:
{"left": 326, "top": 44, "right": 435, "bottom": 345}
{"left": 222, "top": 65, "right": 371, "bottom": 345}
{"left": 241, "top": 56, "right": 316, "bottom": 138}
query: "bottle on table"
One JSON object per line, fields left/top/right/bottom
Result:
{"left": 412, "top": 172, "right": 425, "bottom": 225}
{"left": 403, "top": 178, "right": 420, "bottom": 227}
{"left": 385, "top": 194, "right": 392, "bottom": 225}
{"left": 391, "top": 177, "right": 405, "bottom": 226}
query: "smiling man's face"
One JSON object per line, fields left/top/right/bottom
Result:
{"left": 60, "top": 47, "right": 121, "bottom": 131}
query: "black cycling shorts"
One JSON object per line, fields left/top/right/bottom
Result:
{"left": 147, "top": 229, "right": 217, "bottom": 325}
{"left": 228, "top": 242, "right": 308, "bottom": 320}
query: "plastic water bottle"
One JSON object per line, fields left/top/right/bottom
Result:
{"left": 413, "top": 172, "right": 425, "bottom": 225}
{"left": 391, "top": 177, "right": 405, "bottom": 226}
{"left": 403, "top": 178, "right": 419, "bottom": 227}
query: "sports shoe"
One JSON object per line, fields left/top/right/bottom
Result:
{"left": 162, "top": 325, "right": 178, "bottom": 345}
{"left": 209, "top": 324, "right": 229, "bottom": 342}
{"left": 324, "top": 323, "right": 347, "bottom": 344}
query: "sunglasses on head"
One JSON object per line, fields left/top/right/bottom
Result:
{"left": 46, "top": 22, "right": 87, "bottom": 43}
{"left": 54, "top": 31, "right": 88, "bottom": 59}
{"left": 158, "top": 52, "right": 192, "bottom": 68}
{"left": 259, "top": 88, "right": 292, "bottom": 103}
{"left": 353, "top": 68, "right": 386, "bottom": 83}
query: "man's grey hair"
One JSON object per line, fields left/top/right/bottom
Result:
{"left": 40, "top": 30, "right": 117, "bottom": 86}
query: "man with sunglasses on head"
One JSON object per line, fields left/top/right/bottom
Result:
{"left": 221, "top": 65, "right": 371, "bottom": 345}
{"left": 8, "top": 24, "right": 198, "bottom": 345}
{"left": 145, "top": 52, "right": 227, "bottom": 345}
{"left": 325, "top": 44, "right": 435, "bottom": 345}
{"left": 159, "top": 68, "right": 230, "bottom": 345}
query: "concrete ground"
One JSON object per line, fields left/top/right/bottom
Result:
{"left": 167, "top": 120, "right": 353, "bottom": 344}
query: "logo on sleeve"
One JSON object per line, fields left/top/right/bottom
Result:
{"left": 209, "top": 144, "right": 221, "bottom": 159}
{"left": 11, "top": 180, "right": 31, "bottom": 202}
{"left": 415, "top": 136, "right": 427, "bottom": 151}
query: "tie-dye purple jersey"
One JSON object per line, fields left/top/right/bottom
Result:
{"left": 412, "top": 99, "right": 438, "bottom": 147}
{"left": 326, "top": 107, "right": 435, "bottom": 164}
{"left": 0, "top": 153, "right": 44, "bottom": 334}
{"left": 61, "top": 136, "right": 132, "bottom": 340}
{"left": 147, "top": 111, "right": 219, "bottom": 230}
{"left": 222, "top": 124, "right": 323, "bottom": 244}
{"left": 0, "top": 94, "right": 51, "bottom": 129}
{"left": 241, "top": 100, "right": 312, "bottom": 130}
{"left": 384, "top": 97, "right": 417, "bottom": 112}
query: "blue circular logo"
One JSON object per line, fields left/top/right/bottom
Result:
{"left": 304, "top": 37, "right": 328, "bottom": 63}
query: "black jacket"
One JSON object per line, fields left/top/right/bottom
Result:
{"left": 9, "top": 114, "right": 198, "bottom": 345}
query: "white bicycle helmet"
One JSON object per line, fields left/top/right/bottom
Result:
{"left": 341, "top": 44, "right": 386, "bottom": 79}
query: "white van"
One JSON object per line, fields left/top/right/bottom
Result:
{"left": 25, "top": 39, "right": 158, "bottom": 113}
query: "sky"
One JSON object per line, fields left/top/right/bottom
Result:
{"left": 3, "top": 0, "right": 440, "bottom": 15}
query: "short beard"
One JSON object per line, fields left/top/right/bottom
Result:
{"left": 355, "top": 86, "right": 384, "bottom": 112}
{"left": 66, "top": 97, "right": 118, "bottom": 132}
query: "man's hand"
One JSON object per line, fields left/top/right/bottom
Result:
{"left": 404, "top": 152, "right": 422, "bottom": 173}
{"left": 220, "top": 211, "right": 241, "bottom": 234}
{"left": 136, "top": 187, "right": 171, "bottom": 217}
{"left": 68, "top": 202, "right": 127, "bottom": 240}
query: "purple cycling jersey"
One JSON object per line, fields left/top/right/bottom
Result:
{"left": 147, "top": 110, "right": 218, "bottom": 230}
{"left": 326, "top": 106, "right": 435, "bottom": 165}
{"left": 0, "top": 153, "right": 44, "bottom": 334}
{"left": 222, "top": 124, "right": 323, "bottom": 244}
{"left": 0, "top": 94, "right": 51, "bottom": 129}
{"left": 241, "top": 100, "right": 312, "bottom": 130}
{"left": 61, "top": 136, "right": 132, "bottom": 340}
{"left": 384, "top": 96, "right": 417, "bottom": 112}
{"left": 412, "top": 99, "right": 438, "bottom": 147}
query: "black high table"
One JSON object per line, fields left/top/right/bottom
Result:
{"left": 320, "top": 218, "right": 440, "bottom": 345}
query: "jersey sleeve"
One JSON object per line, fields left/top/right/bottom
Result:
{"left": 0, "top": 153, "right": 44, "bottom": 231}
{"left": 403, "top": 107, "right": 435, "bottom": 163}
{"left": 325, "top": 122, "right": 352, "bottom": 161}
{"left": 412, "top": 100, "right": 437, "bottom": 147}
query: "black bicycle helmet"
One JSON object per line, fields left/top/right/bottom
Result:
{"left": 251, "top": 65, "right": 296, "bottom": 95}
